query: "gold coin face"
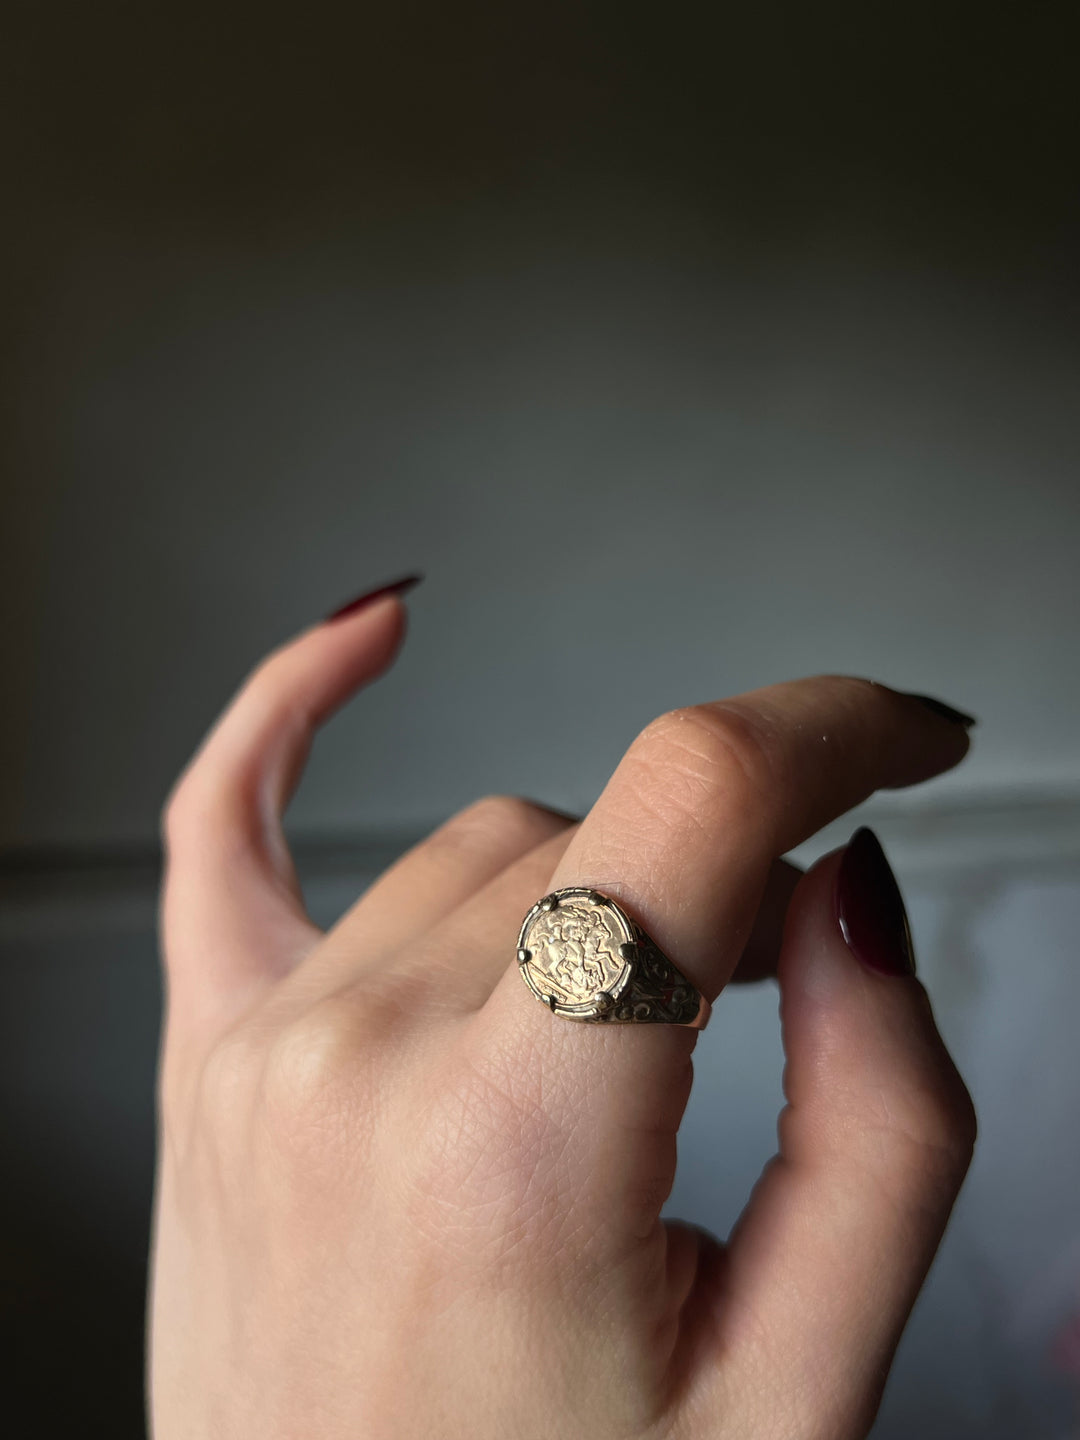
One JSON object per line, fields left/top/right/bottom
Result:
{"left": 517, "top": 889, "right": 634, "bottom": 1019}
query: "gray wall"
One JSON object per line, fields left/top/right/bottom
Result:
{"left": 3, "top": 3, "right": 1079, "bottom": 1434}
{"left": 6, "top": 242, "right": 1080, "bottom": 846}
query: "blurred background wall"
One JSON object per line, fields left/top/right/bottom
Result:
{"left": 2, "top": 2, "right": 1079, "bottom": 1434}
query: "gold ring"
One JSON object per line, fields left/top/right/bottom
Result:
{"left": 516, "top": 887, "right": 710, "bottom": 1028}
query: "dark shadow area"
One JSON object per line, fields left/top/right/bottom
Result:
{"left": 0, "top": 932, "right": 161, "bottom": 1436}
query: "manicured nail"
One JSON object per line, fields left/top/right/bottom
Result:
{"left": 835, "top": 827, "right": 916, "bottom": 976}
{"left": 903, "top": 692, "right": 977, "bottom": 728}
{"left": 324, "top": 573, "right": 423, "bottom": 622}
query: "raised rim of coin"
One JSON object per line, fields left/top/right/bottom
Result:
{"left": 516, "top": 887, "right": 635, "bottom": 1020}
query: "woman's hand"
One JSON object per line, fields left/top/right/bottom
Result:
{"left": 149, "top": 585, "right": 976, "bottom": 1439}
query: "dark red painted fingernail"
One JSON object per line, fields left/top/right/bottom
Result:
{"left": 903, "top": 692, "right": 977, "bottom": 728}
{"left": 324, "top": 573, "right": 423, "bottom": 622}
{"left": 835, "top": 827, "right": 916, "bottom": 976}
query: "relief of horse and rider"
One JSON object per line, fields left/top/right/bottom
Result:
{"left": 532, "top": 904, "right": 624, "bottom": 1001}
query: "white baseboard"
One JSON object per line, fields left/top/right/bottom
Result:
{"left": 4, "top": 789, "right": 1080, "bottom": 944}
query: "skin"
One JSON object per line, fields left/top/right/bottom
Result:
{"left": 149, "top": 593, "right": 977, "bottom": 1439}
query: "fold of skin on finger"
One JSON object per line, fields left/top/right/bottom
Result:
{"left": 687, "top": 850, "right": 976, "bottom": 1439}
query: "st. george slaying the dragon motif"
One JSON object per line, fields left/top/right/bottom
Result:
{"left": 517, "top": 888, "right": 710, "bottom": 1027}
{"left": 527, "top": 901, "right": 625, "bottom": 1004}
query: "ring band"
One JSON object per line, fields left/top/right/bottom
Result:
{"left": 516, "top": 887, "right": 711, "bottom": 1029}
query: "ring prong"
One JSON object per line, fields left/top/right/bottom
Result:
{"left": 545, "top": 994, "right": 559, "bottom": 1012}
{"left": 539, "top": 895, "right": 557, "bottom": 912}
{"left": 517, "top": 948, "right": 531, "bottom": 965}
{"left": 619, "top": 942, "right": 637, "bottom": 961}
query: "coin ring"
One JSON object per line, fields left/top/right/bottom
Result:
{"left": 516, "top": 887, "right": 710, "bottom": 1029}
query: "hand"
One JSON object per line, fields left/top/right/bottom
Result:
{"left": 149, "top": 586, "right": 976, "bottom": 1439}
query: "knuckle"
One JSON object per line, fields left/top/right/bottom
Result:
{"left": 197, "top": 1023, "right": 264, "bottom": 1135}
{"left": 910, "top": 1071, "right": 978, "bottom": 1178}
{"left": 160, "top": 772, "right": 254, "bottom": 862}
{"left": 461, "top": 793, "right": 539, "bottom": 830}
{"left": 160, "top": 644, "right": 305, "bottom": 857}
{"left": 245, "top": 645, "right": 297, "bottom": 712}
{"left": 160, "top": 771, "right": 202, "bottom": 851}
{"left": 874, "top": 1068, "right": 978, "bottom": 1197}
{"left": 440, "top": 794, "right": 565, "bottom": 850}
{"left": 260, "top": 1003, "right": 361, "bottom": 1141}
{"left": 635, "top": 703, "right": 782, "bottom": 807}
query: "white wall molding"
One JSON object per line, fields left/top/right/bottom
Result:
{"left": 5, "top": 789, "right": 1080, "bottom": 945}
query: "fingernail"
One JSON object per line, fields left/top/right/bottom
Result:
{"left": 835, "top": 827, "right": 916, "bottom": 976}
{"left": 324, "top": 573, "right": 423, "bottom": 622}
{"left": 903, "top": 692, "right": 977, "bottom": 728}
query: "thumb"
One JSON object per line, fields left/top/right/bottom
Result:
{"left": 702, "top": 828, "right": 977, "bottom": 1440}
